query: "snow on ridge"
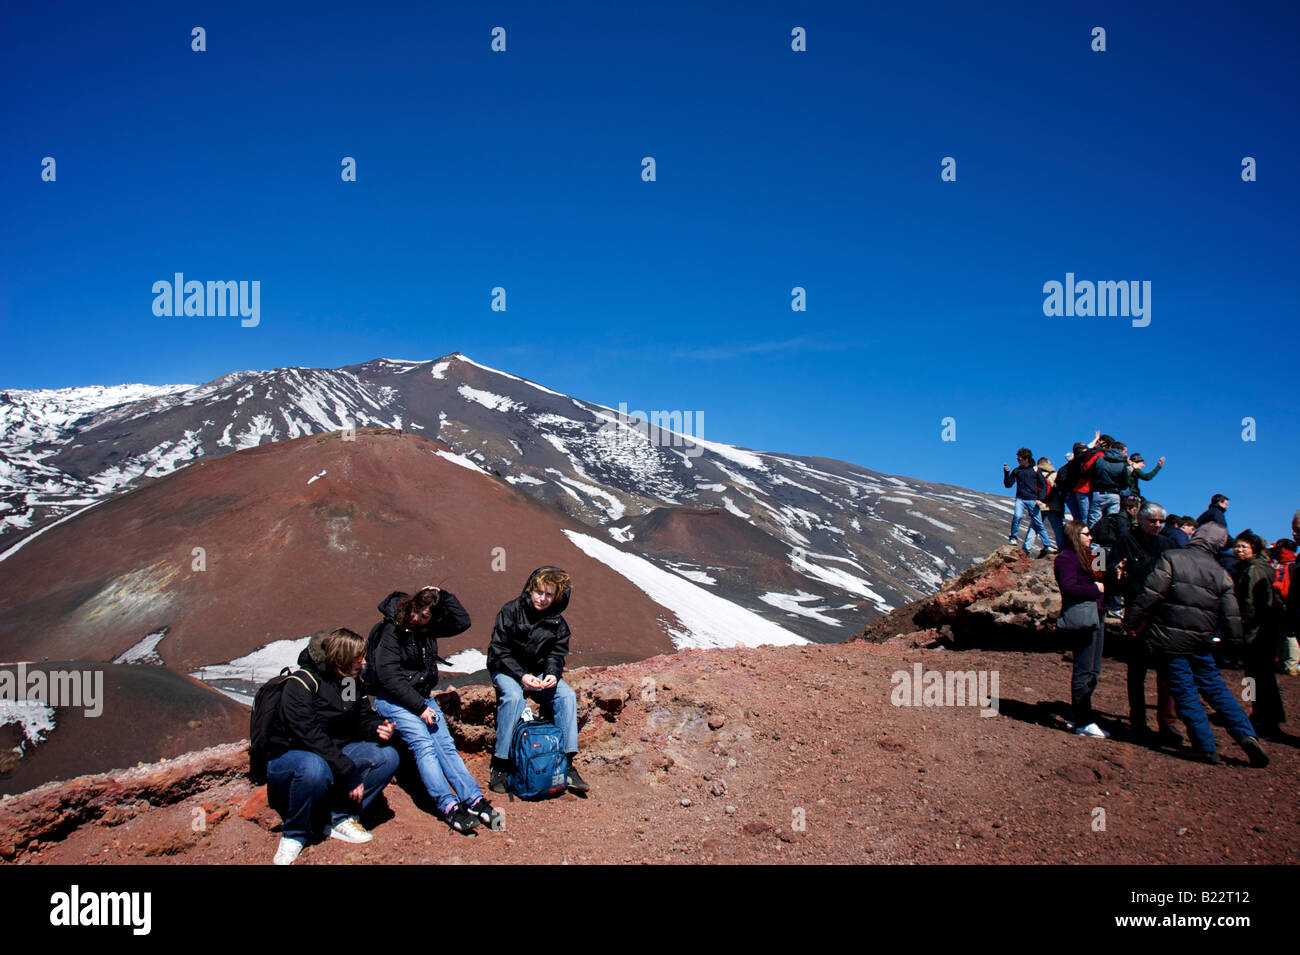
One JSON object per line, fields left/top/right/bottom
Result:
{"left": 906, "top": 510, "right": 956, "bottom": 533}
{"left": 0, "top": 499, "right": 102, "bottom": 563}
{"left": 442, "top": 649, "right": 488, "bottom": 673}
{"left": 563, "top": 530, "right": 805, "bottom": 649}
{"left": 0, "top": 699, "right": 56, "bottom": 754}
{"left": 457, "top": 384, "right": 524, "bottom": 413}
{"left": 191, "top": 638, "right": 309, "bottom": 686}
{"left": 435, "top": 449, "right": 490, "bottom": 474}
{"left": 454, "top": 354, "right": 565, "bottom": 397}
{"left": 759, "top": 591, "right": 844, "bottom": 627}
{"left": 114, "top": 628, "right": 168, "bottom": 665}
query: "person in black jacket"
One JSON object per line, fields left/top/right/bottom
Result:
{"left": 1086, "top": 439, "right": 1129, "bottom": 526}
{"left": 1233, "top": 531, "right": 1286, "bottom": 737}
{"left": 487, "top": 567, "right": 586, "bottom": 794}
{"left": 265, "top": 628, "right": 400, "bottom": 865}
{"left": 1002, "top": 448, "right": 1049, "bottom": 556}
{"left": 1115, "top": 501, "right": 1181, "bottom": 744}
{"left": 1126, "top": 523, "right": 1268, "bottom": 767}
{"left": 367, "top": 587, "right": 498, "bottom": 833}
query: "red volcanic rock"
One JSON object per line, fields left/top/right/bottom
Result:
{"left": 855, "top": 545, "right": 1063, "bottom": 649}
{"left": 0, "top": 430, "right": 680, "bottom": 673}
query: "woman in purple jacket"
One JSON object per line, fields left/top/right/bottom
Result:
{"left": 1055, "top": 522, "right": 1110, "bottom": 738}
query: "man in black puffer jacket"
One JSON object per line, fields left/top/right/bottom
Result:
{"left": 487, "top": 567, "right": 586, "bottom": 794}
{"left": 1127, "top": 523, "right": 1268, "bottom": 767}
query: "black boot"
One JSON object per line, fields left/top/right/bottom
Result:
{"left": 565, "top": 756, "right": 590, "bottom": 794}
{"left": 489, "top": 756, "right": 511, "bottom": 794}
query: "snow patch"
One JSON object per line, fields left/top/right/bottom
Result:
{"left": 563, "top": 531, "right": 805, "bottom": 649}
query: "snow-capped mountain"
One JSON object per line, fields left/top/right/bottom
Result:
{"left": 0, "top": 354, "right": 1015, "bottom": 637}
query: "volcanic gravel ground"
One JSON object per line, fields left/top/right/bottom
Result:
{"left": 11, "top": 639, "right": 1299, "bottom": 865}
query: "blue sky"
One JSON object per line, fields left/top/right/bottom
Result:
{"left": 2, "top": 1, "right": 1297, "bottom": 539}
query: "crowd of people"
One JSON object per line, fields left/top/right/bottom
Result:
{"left": 1005, "top": 433, "right": 1296, "bottom": 767}
{"left": 258, "top": 566, "right": 586, "bottom": 865}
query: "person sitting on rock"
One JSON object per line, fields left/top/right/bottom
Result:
{"left": 264, "top": 628, "right": 400, "bottom": 865}
{"left": 367, "top": 587, "right": 501, "bottom": 834}
{"left": 487, "top": 567, "right": 587, "bottom": 795}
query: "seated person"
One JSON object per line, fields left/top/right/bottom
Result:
{"left": 487, "top": 567, "right": 587, "bottom": 794}
{"left": 367, "top": 587, "right": 501, "bottom": 833}
{"left": 264, "top": 628, "right": 400, "bottom": 865}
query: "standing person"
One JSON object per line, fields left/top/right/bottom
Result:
{"left": 1161, "top": 514, "right": 1193, "bottom": 548}
{"left": 1116, "top": 501, "right": 1181, "bottom": 744}
{"left": 1087, "top": 438, "right": 1129, "bottom": 526}
{"left": 264, "top": 629, "right": 401, "bottom": 865}
{"left": 487, "top": 567, "right": 588, "bottom": 795}
{"left": 1003, "top": 448, "right": 1049, "bottom": 556}
{"left": 1232, "top": 532, "right": 1286, "bottom": 737}
{"left": 1276, "top": 534, "right": 1299, "bottom": 676}
{"left": 1196, "top": 494, "right": 1230, "bottom": 530}
{"left": 367, "top": 587, "right": 500, "bottom": 834}
{"left": 1126, "top": 523, "right": 1269, "bottom": 767}
{"left": 1054, "top": 522, "right": 1109, "bottom": 738}
{"left": 1090, "top": 493, "right": 1142, "bottom": 622}
{"left": 1036, "top": 457, "right": 1065, "bottom": 553}
{"left": 1124, "top": 452, "right": 1166, "bottom": 498}
{"left": 1060, "top": 438, "right": 1104, "bottom": 525}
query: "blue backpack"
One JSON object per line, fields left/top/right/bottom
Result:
{"left": 508, "top": 718, "right": 568, "bottom": 799}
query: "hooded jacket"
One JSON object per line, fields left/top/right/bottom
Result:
{"left": 365, "top": 590, "right": 472, "bottom": 714}
{"left": 1087, "top": 447, "right": 1129, "bottom": 494}
{"left": 1127, "top": 524, "right": 1242, "bottom": 656}
{"left": 487, "top": 567, "right": 572, "bottom": 682}
{"left": 265, "top": 631, "right": 386, "bottom": 787}
{"left": 1234, "top": 553, "right": 1282, "bottom": 646}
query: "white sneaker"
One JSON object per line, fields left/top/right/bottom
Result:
{"left": 1074, "top": 723, "right": 1110, "bottom": 738}
{"left": 273, "top": 836, "right": 305, "bottom": 865}
{"left": 327, "top": 816, "right": 373, "bottom": 844}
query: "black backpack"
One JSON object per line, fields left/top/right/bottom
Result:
{"left": 1055, "top": 456, "right": 1082, "bottom": 494}
{"left": 248, "top": 668, "right": 319, "bottom": 783}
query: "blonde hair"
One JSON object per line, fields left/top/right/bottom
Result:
{"left": 527, "top": 567, "right": 572, "bottom": 597}
{"left": 321, "top": 628, "right": 365, "bottom": 675}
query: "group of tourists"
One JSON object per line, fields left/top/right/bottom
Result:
{"left": 255, "top": 567, "right": 587, "bottom": 865}
{"left": 1004, "top": 433, "right": 1295, "bottom": 768}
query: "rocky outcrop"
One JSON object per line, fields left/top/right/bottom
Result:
{"left": 0, "top": 670, "right": 638, "bottom": 856}
{"left": 0, "top": 742, "right": 248, "bottom": 860}
{"left": 855, "top": 545, "right": 1065, "bottom": 650}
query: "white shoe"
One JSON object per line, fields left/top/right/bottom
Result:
{"left": 1074, "top": 723, "right": 1110, "bottom": 738}
{"left": 273, "top": 836, "right": 305, "bottom": 865}
{"left": 327, "top": 817, "right": 373, "bottom": 844}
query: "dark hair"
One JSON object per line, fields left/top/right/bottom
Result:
{"left": 1234, "top": 530, "right": 1267, "bottom": 558}
{"left": 398, "top": 587, "right": 443, "bottom": 629}
{"left": 1098, "top": 434, "right": 1115, "bottom": 448}
{"left": 1072, "top": 442, "right": 1088, "bottom": 456}
{"left": 1063, "top": 522, "right": 1096, "bottom": 576}
{"left": 1211, "top": 494, "right": 1229, "bottom": 508}
{"left": 1270, "top": 539, "right": 1295, "bottom": 560}
{"left": 1016, "top": 447, "right": 1033, "bottom": 464}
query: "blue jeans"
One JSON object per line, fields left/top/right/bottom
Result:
{"left": 1009, "top": 497, "right": 1049, "bottom": 552}
{"left": 1162, "top": 653, "right": 1257, "bottom": 755}
{"left": 492, "top": 673, "right": 579, "bottom": 759}
{"left": 1043, "top": 510, "right": 1066, "bottom": 550}
{"left": 1066, "top": 491, "right": 1091, "bottom": 525}
{"left": 1088, "top": 491, "right": 1120, "bottom": 527}
{"left": 266, "top": 741, "right": 399, "bottom": 842}
{"left": 374, "top": 694, "right": 483, "bottom": 814}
